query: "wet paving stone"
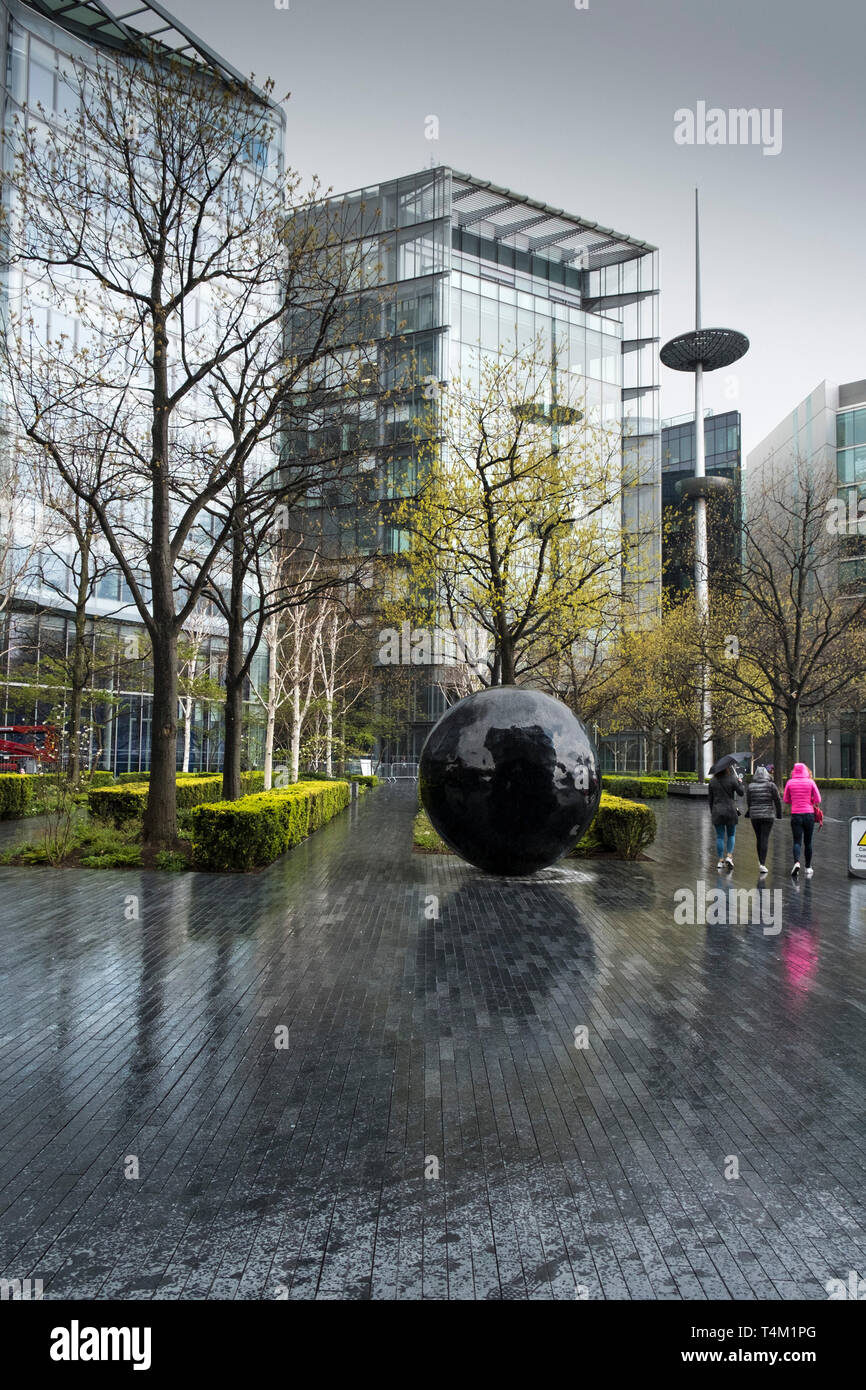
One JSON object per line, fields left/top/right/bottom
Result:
{"left": 1, "top": 786, "right": 865, "bottom": 1300}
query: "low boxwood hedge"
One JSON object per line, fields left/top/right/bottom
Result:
{"left": 601, "top": 775, "right": 668, "bottom": 800}
{"left": 0, "top": 773, "right": 34, "bottom": 818}
{"left": 89, "top": 775, "right": 221, "bottom": 825}
{"left": 571, "top": 791, "right": 656, "bottom": 860}
{"left": 115, "top": 769, "right": 225, "bottom": 782}
{"left": 89, "top": 772, "right": 269, "bottom": 826}
{"left": 190, "top": 779, "right": 351, "bottom": 871}
{"left": 814, "top": 777, "right": 866, "bottom": 789}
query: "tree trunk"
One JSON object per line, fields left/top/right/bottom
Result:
{"left": 143, "top": 623, "right": 178, "bottom": 845}
{"left": 856, "top": 711, "right": 863, "bottom": 779}
{"left": 290, "top": 682, "right": 301, "bottom": 783}
{"left": 667, "top": 739, "right": 675, "bottom": 776}
{"left": 143, "top": 308, "right": 178, "bottom": 848}
{"left": 182, "top": 696, "right": 192, "bottom": 773}
{"left": 785, "top": 704, "right": 800, "bottom": 778}
{"left": 68, "top": 530, "right": 91, "bottom": 783}
{"left": 499, "top": 629, "right": 516, "bottom": 685}
{"left": 263, "top": 629, "right": 277, "bottom": 791}
{"left": 221, "top": 509, "right": 246, "bottom": 801}
{"left": 325, "top": 698, "right": 334, "bottom": 777}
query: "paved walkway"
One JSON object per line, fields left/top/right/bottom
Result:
{"left": 1, "top": 787, "right": 865, "bottom": 1300}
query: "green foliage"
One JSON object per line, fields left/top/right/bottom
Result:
{"left": 79, "top": 844, "right": 143, "bottom": 868}
{"left": 0, "top": 774, "right": 34, "bottom": 818}
{"left": 348, "top": 774, "right": 379, "bottom": 789}
{"left": 87, "top": 784, "right": 149, "bottom": 826}
{"left": 591, "top": 793, "right": 656, "bottom": 859}
{"left": 602, "top": 775, "right": 668, "bottom": 800}
{"left": 190, "top": 780, "right": 351, "bottom": 871}
{"left": 88, "top": 775, "right": 228, "bottom": 826}
{"left": 0, "top": 820, "right": 142, "bottom": 868}
{"left": 413, "top": 809, "right": 449, "bottom": 853}
{"left": 814, "top": 778, "right": 866, "bottom": 788}
{"left": 154, "top": 850, "right": 187, "bottom": 872}
{"left": 412, "top": 790, "right": 656, "bottom": 862}
{"left": 114, "top": 769, "right": 223, "bottom": 782}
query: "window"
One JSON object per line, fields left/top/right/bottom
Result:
{"left": 837, "top": 411, "right": 854, "bottom": 448}
{"left": 28, "top": 40, "right": 55, "bottom": 112}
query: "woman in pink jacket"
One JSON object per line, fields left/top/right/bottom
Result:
{"left": 782, "top": 762, "right": 822, "bottom": 879}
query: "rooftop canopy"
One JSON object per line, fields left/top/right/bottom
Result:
{"left": 26, "top": 0, "right": 272, "bottom": 104}
{"left": 449, "top": 169, "right": 656, "bottom": 270}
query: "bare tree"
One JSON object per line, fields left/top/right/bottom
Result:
{"left": 1, "top": 47, "right": 360, "bottom": 844}
{"left": 705, "top": 461, "right": 866, "bottom": 773}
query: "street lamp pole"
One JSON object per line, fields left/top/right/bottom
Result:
{"left": 660, "top": 189, "right": 749, "bottom": 781}
{"left": 692, "top": 193, "right": 713, "bottom": 783}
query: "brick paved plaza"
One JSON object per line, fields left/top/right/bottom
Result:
{"left": 1, "top": 786, "right": 865, "bottom": 1300}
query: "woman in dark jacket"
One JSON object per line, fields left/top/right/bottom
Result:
{"left": 707, "top": 765, "right": 745, "bottom": 869}
{"left": 745, "top": 764, "right": 783, "bottom": 875}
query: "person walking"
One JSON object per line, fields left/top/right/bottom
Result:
{"left": 707, "top": 758, "right": 745, "bottom": 870}
{"left": 744, "top": 763, "right": 783, "bottom": 874}
{"left": 782, "top": 762, "right": 822, "bottom": 879}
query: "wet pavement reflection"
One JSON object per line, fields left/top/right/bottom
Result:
{"left": 0, "top": 787, "right": 864, "bottom": 1299}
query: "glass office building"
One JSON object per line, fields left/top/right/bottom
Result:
{"left": 747, "top": 377, "right": 866, "bottom": 776}
{"left": 661, "top": 409, "right": 742, "bottom": 596}
{"left": 296, "top": 167, "right": 661, "bottom": 760}
{"left": 0, "top": 0, "right": 280, "bottom": 772}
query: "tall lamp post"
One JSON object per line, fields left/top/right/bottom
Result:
{"left": 660, "top": 190, "right": 749, "bottom": 780}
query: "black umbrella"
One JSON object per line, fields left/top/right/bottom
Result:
{"left": 708, "top": 753, "right": 741, "bottom": 776}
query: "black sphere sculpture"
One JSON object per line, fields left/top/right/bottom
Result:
{"left": 419, "top": 686, "right": 601, "bottom": 875}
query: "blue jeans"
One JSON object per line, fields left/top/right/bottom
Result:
{"left": 715, "top": 822, "right": 737, "bottom": 857}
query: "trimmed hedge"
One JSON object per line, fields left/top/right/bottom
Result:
{"left": 89, "top": 772, "right": 268, "bottom": 826}
{"left": 572, "top": 791, "right": 656, "bottom": 860}
{"left": 190, "top": 779, "right": 351, "bottom": 871}
{"left": 89, "top": 775, "right": 221, "bottom": 825}
{"left": 0, "top": 773, "right": 34, "bottom": 818}
{"left": 602, "top": 775, "right": 668, "bottom": 800}
{"left": 115, "top": 769, "right": 223, "bottom": 782}
{"left": 814, "top": 777, "right": 866, "bottom": 789}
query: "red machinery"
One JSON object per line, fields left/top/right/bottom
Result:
{"left": 0, "top": 724, "right": 59, "bottom": 770}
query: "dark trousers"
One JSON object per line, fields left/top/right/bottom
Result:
{"left": 790, "top": 812, "right": 815, "bottom": 868}
{"left": 752, "top": 818, "right": 772, "bottom": 862}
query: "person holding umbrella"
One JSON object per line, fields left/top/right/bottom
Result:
{"left": 707, "top": 753, "right": 745, "bottom": 870}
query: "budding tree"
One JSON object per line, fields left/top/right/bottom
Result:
{"left": 1, "top": 48, "right": 362, "bottom": 843}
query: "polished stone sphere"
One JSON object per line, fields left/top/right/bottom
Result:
{"left": 418, "top": 686, "right": 601, "bottom": 875}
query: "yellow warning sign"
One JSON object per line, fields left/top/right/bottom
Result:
{"left": 859, "top": 830, "right": 866, "bottom": 847}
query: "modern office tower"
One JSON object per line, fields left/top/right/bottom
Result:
{"left": 747, "top": 377, "right": 866, "bottom": 776}
{"left": 295, "top": 166, "right": 661, "bottom": 762}
{"left": 661, "top": 409, "right": 742, "bottom": 595}
{"left": 0, "top": 0, "right": 281, "bottom": 773}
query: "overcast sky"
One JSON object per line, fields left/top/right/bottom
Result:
{"left": 167, "top": 0, "right": 865, "bottom": 455}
